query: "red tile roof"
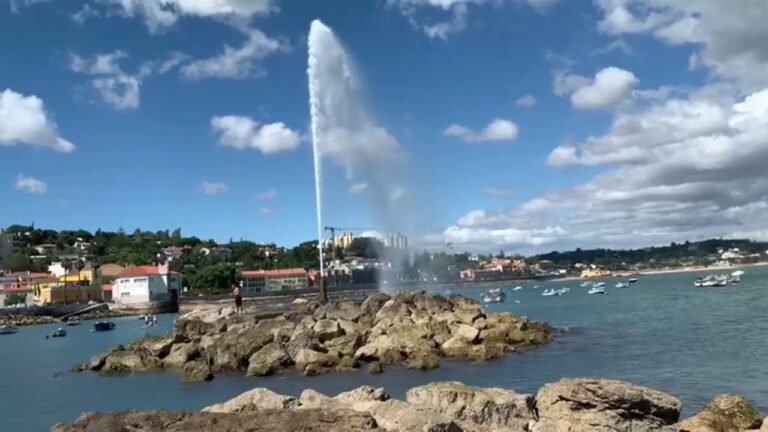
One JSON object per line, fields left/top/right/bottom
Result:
{"left": 117, "top": 266, "right": 179, "bottom": 278}
{"left": 9, "top": 272, "right": 51, "bottom": 280}
{"left": 241, "top": 268, "right": 307, "bottom": 278}
{"left": 102, "top": 284, "right": 113, "bottom": 292}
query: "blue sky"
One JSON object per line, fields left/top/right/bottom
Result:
{"left": 2, "top": 0, "right": 768, "bottom": 253}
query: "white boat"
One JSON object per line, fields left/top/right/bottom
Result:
{"left": 482, "top": 288, "right": 505, "bottom": 304}
{"left": 731, "top": 270, "right": 745, "bottom": 277}
{"left": 557, "top": 287, "right": 571, "bottom": 295}
{"left": 592, "top": 282, "right": 606, "bottom": 288}
{"left": 513, "top": 286, "right": 523, "bottom": 291}
{"left": 0, "top": 325, "right": 19, "bottom": 335}
{"left": 542, "top": 289, "right": 558, "bottom": 297}
{"left": 628, "top": 277, "right": 639, "bottom": 283}
{"left": 588, "top": 286, "right": 607, "bottom": 295}
{"left": 615, "top": 282, "right": 630, "bottom": 288}
{"left": 696, "top": 275, "right": 728, "bottom": 287}
{"left": 580, "top": 282, "right": 591, "bottom": 288}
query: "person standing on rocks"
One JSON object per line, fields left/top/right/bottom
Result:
{"left": 232, "top": 283, "right": 243, "bottom": 316}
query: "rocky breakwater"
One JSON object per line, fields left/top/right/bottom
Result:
{"left": 52, "top": 378, "right": 767, "bottom": 431}
{"left": 73, "top": 292, "right": 552, "bottom": 381}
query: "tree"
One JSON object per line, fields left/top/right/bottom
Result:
{"left": 6, "top": 253, "right": 32, "bottom": 272}
{"left": 192, "top": 264, "right": 239, "bottom": 293}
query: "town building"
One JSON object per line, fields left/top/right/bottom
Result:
{"left": 240, "top": 268, "right": 308, "bottom": 295}
{"left": 334, "top": 232, "right": 355, "bottom": 249}
{"left": 384, "top": 232, "right": 409, "bottom": 249}
{"left": 0, "top": 232, "right": 19, "bottom": 271}
{"left": 112, "top": 264, "right": 180, "bottom": 306}
{"left": 33, "top": 244, "right": 57, "bottom": 255}
{"left": 581, "top": 268, "right": 612, "bottom": 278}
{"left": 200, "top": 246, "right": 232, "bottom": 260}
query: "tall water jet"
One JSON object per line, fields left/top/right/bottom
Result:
{"left": 307, "top": 19, "right": 421, "bottom": 293}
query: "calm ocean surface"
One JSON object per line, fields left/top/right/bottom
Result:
{"left": 2, "top": 267, "right": 767, "bottom": 431}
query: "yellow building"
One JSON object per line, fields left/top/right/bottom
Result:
{"left": 581, "top": 268, "right": 612, "bottom": 278}
{"left": 58, "top": 269, "right": 94, "bottom": 285}
{"left": 37, "top": 285, "right": 103, "bottom": 304}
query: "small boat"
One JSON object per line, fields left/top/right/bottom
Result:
{"left": 542, "top": 288, "right": 558, "bottom": 297}
{"left": 628, "top": 278, "right": 639, "bottom": 284}
{"left": 592, "top": 282, "right": 606, "bottom": 288}
{"left": 580, "top": 282, "right": 591, "bottom": 288}
{"left": 731, "top": 270, "right": 745, "bottom": 277}
{"left": 615, "top": 282, "right": 630, "bottom": 288}
{"left": 557, "top": 287, "right": 571, "bottom": 295}
{"left": 66, "top": 320, "right": 81, "bottom": 326}
{"left": 513, "top": 286, "right": 523, "bottom": 291}
{"left": 0, "top": 325, "right": 19, "bottom": 335}
{"left": 482, "top": 288, "right": 505, "bottom": 304}
{"left": 588, "top": 286, "right": 607, "bottom": 295}
{"left": 47, "top": 328, "right": 67, "bottom": 338}
{"left": 92, "top": 321, "right": 116, "bottom": 332}
{"left": 696, "top": 275, "right": 728, "bottom": 287}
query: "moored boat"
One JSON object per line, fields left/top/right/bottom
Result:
{"left": 513, "top": 286, "right": 523, "bottom": 291}
{"left": 542, "top": 288, "right": 558, "bottom": 297}
{"left": 628, "top": 277, "right": 639, "bottom": 283}
{"left": 482, "top": 288, "right": 505, "bottom": 304}
{"left": 588, "top": 286, "right": 607, "bottom": 295}
{"left": 0, "top": 325, "right": 19, "bottom": 335}
{"left": 66, "top": 320, "right": 81, "bottom": 326}
{"left": 615, "top": 282, "right": 630, "bottom": 288}
{"left": 47, "top": 328, "right": 67, "bottom": 338}
{"left": 93, "top": 321, "right": 116, "bottom": 332}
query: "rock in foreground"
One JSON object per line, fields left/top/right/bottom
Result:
{"left": 76, "top": 291, "right": 553, "bottom": 381}
{"left": 52, "top": 378, "right": 765, "bottom": 432}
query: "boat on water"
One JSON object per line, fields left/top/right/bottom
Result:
{"left": 592, "top": 282, "right": 606, "bottom": 288}
{"left": 482, "top": 288, "right": 505, "bottom": 304}
{"left": 47, "top": 328, "right": 66, "bottom": 338}
{"left": 558, "top": 287, "right": 571, "bottom": 295}
{"left": 588, "top": 286, "right": 607, "bottom": 295}
{"left": 66, "top": 320, "right": 81, "bottom": 326}
{"left": 0, "top": 325, "right": 19, "bottom": 335}
{"left": 615, "top": 282, "right": 630, "bottom": 288}
{"left": 542, "top": 288, "right": 558, "bottom": 297}
{"left": 628, "top": 277, "right": 639, "bottom": 284}
{"left": 513, "top": 286, "right": 523, "bottom": 291}
{"left": 92, "top": 321, "right": 116, "bottom": 332}
{"left": 579, "top": 282, "right": 591, "bottom": 288}
{"left": 694, "top": 275, "right": 728, "bottom": 287}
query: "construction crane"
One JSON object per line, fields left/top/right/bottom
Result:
{"left": 324, "top": 226, "right": 372, "bottom": 260}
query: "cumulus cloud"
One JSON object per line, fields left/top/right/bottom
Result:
{"left": 258, "top": 207, "right": 277, "bottom": 216}
{"left": 211, "top": 115, "right": 301, "bottom": 154}
{"left": 444, "top": 118, "right": 519, "bottom": 142}
{"left": 254, "top": 188, "right": 277, "bottom": 200}
{"left": 553, "top": 67, "right": 639, "bottom": 110}
{"left": 515, "top": 94, "right": 537, "bottom": 107}
{"left": 103, "top": 0, "right": 277, "bottom": 33}
{"left": 434, "top": 84, "right": 768, "bottom": 252}
{"left": 0, "top": 89, "right": 75, "bottom": 152}
{"left": 201, "top": 181, "right": 228, "bottom": 195}
{"left": 15, "top": 174, "right": 47, "bottom": 194}
{"left": 594, "top": 0, "right": 768, "bottom": 90}
{"left": 181, "top": 29, "right": 286, "bottom": 80}
{"left": 484, "top": 187, "right": 515, "bottom": 198}
{"left": 349, "top": 182, "right": 369, "bottom": 194}
{"left": 69, "top": 50, "right": 184, "bottom": 110}
{"left": 387, "top": 0, "right": 559, "bottom": 39}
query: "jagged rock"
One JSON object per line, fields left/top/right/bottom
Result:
{"left": 472, "top": 318, "right": 488, "bottom": 330}
{"left": 407, "top": 381, "right": 534, "bottom": 431}
{"left": 203, "top": 388, "right": 298, "bottom": 413}
{"left": 360, "top": 293, "right": 391, "bottom": 315}
{"left": 405, "top": 351, "right": 441, "bottom": 370}
{"left": 297, "top": 316, "right": 316, "bottom": 330}
{"left": 336, "top": 387, "right": 391, "bottom": 404}
{"left": 313, "top": 319, "right": 343, "bottom": 342}
{"left": 299, "top": 389, "right": 335, "bottom": 408}
{"left": 147, "top": 337, "right": 176, "bottom": 358}
{"left": 246, "top": 342, "right": 291, "bottom": 376}
{"left": 211, "top": 318, "right": 292, "bottom": 371}
{"left": 350, "top": 400, "right": 462, "bottom": 432}
{"left": 88, "top": 351, "right": 111, "bottom": 371}
{"left": 100, "top": 348, "right": 162, "bottom": 375}
{"left": 534, "top": 378, "right": 681, "bottom": 432}
{"left": 367, "top": 361, "right": 383, "bottom": 374}
{"left": 374, "top": 300, "right": 412, "bottom": 322}
{"left": 413, "top": 293, "right": 452, "bottom": 314}
{"left": 337, "top": 319, "right": 363, "bottom": 336}
{"left": 325, "top": 333, "right": 364, "bottom": 358}
{"left": 355, "top": 335, "right": 404, "bottom": 364}
{"left": 183, "top": 360, "right": 213, "bottom": 383}
{"left": 336, "top": 356, "right": 359, "bottom": 371}
{"left": 176, "top": 319, "right": 218, "bottom": 340}
{"left": 453, "top": 323, "right": 480, "bottom": 342}
{"left": 440, "top": 335, "right": 474, "bottom": 357}
{"left": 163, "top": 343, "right": 200, "bottom": 368}
{"left": 677, "top": 394, "right": 762, "bottom": 432}
{"left": 295, "top": 348, "right": 336, "bottom": 374}
{"left": 467, "top": 343, "right": 507, "bottom": 362}
{"left": 324, "top": 302, "right": 364, "bottom": 322}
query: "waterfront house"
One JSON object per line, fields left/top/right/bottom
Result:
{"left": 581, "top": 268, "right": 612, "bottom": 278}
{"left": 102, "top": 283, "right": 113, "bottom": 302}
{"left": 240, "top": 268, "right": 308, "bottom": 296}
{"left": 112, "top": 264, "right": 180, "bottom": 306}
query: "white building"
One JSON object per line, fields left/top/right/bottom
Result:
{"left": 48, "top": 261, "right": 69, "bottom": 278}
{"left": 112, "top": 264, "right": 180, "bottom": 305}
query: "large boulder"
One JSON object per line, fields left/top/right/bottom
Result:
{"left": 360, "top": 293, "right": 392, "bottom": 316}
{"left": 210, "top": 318, "right": 293, "bottom": 371}
{"left": 413, "top": 293, "right": 452, "bottom": 314}
{"left": 355, "top": 335, "right": 404, "bottom": 364}
{"left": 100, "top": 348, "right": 161, "bottom": 375}
{"left": 286, "top": 328, "right": 323, "bottom": 360}
{"left": 246, "top": 342, "right": 291, "bottom": 376}
{"left": 324, "top": 302, "right": 364, "bottom": 322}
{"left": 175, "top": 319, "right": 218, "bottom": 340}
{"left": 534, "top": 378, "right": 682, "bottom": 432}
{"left": 350, "top": 400, "right": 462, "bottom": 432}
{"left": 52, "top": 410, "right": 384, "bottom": 432}
{"left": 324, "top": 333, "right": 364, "bottom": 358}
{"left": 676, "top": 394, "right": 762, "bottom": 432}
{"left": 313, "top": 319, "right": 343, "bottom": 342}
{"left": 203, "top": 388, "right": 298, "bottom": 413}
{"left": 374, "top": 300, "right": 412, "bottom": 322}
{"left": 163, "top": 343, "right": 200, "bottom": 368}
{"left": 407, "top": 381, "right": 535, "bottom": 431}
{"left": 440, "top": 335, "right": 474, "bottom": 358}
{"left": 452, "top": 324, "right": 480, "bottom": 343}
{"left": 336, "top": 387, "right": 391, "bottom": 404}
{"left": 294, "top": 348, "right": 337, "bottom": 374}
{"left": 183, "top": 360, "right": 213, "bottom": 383}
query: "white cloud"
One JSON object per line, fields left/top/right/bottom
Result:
{"left": 0, "top": 89, "right": 75, "bottom": 153}
{"left": 70, "top": 50, "right": 185, "bottom": 110}
{"left": 444, "top": 118, "right": 519, "bottom": 142}
{"left": 211, "top": 115, "right": 301, "bottom": 154}
{"left": 105, "top": 0, "right": 277, "bottom": 33}
{"left": 258, "top": 207, "right": 276, "bottom": 216}
{"left": 515, "top": 94, "right": 537, "bottom": 108}
{"left": 593, "top": 38, "right": 633, "bottom": 56}
{"left": 388, "top": 0, "right": 559, "bottom": 39}
{"left": 181, "top": 29, "right": 285, "bottom": 80}
{"left": 254, "top": 188, "right": 277, "bottom": 200}
{"left": 15, "top": 174, "right": 47, "bottom": 194}
{"left": 436, "top": 84, "right": 768, "bottom": 252}
{"left": 554, "top": 67, "right": 639, "bottom": 110}
{"left": 201, "top": 181, "right": 228, "bottom": 195}
{"left": 484, "top": 187, "right": 515, "bottom": 197}
{"left": 71, "top": 4, "right": 99, "bottom": 24}
{"left": 349, "top": 182, "right": 369, "bottom": 194}
{"left": 594, "top": 0, "right": 768, "bottom": 90}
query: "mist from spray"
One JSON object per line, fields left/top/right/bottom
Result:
{"left": 307, "top": 20, "right": 420, "bottom": 291}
